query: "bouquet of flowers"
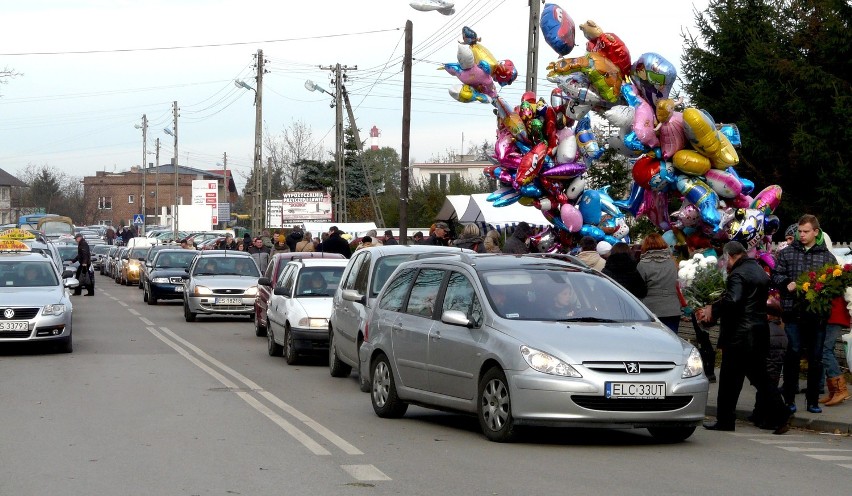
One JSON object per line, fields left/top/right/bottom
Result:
{"left": 679, "top": 254, "right": 727, "bottom": 309}
{"left": 795, "top": 263, "right": 852, "bottom": 315}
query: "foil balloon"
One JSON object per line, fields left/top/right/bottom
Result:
{"left": 612, "top": 182, "right": 644, "bottom": 216}
{"left": 671, "top": 203, "right": 701, "bottom": 228}
{"left": 530, "top": 228, "right": 558, "bottom": 252}
{"left": 494, "top": 130, "right": 515, "bottom": 162}
{"left": 578, "top": 189, "right": 603, "bottom": 225}
{"left": 547, "top": 52, "right": 622, "bottom": 103}
{"left": 728, "top": 208, "right": 765, "bottom": 248}
{"left": 555, "top": 127, "right": 577, "bottom": 163}
{"left": 632, "top": 98, "right": 659, "bottom": 148}
{"left": 604, "top": 105, "right": 634, "bottom": 130}
{"left": 764, "top": 215, "right": 780, "bottom": 237}
{"left": 727, "top": 167, "right": 754, "bottom": 194}
{"left": 493, "top": 192, "right": 523, "bottom": 207}
{"left": 514, "top": 142, "right": 548, "bottom": 188}
{"left": 672, "top": 149, "right": 711, "bottom": 176}
{"left": 575, "top": 115, "right": 603, "bottom": 160}
{"left": 486, "top": 186, "right": 519, "bottom": 202}
{"left": 492, "top": 60, "right": 517, "bottom": 87}
{"left": 579, "top": 20, "right": 632, "bottom": 76}
{"left": 639, "top": 189, "right": 671, "bottom": 231}
{"left": 751, "top": 185, "right": 782, "bottom": 214}
{"left": 519, "top": 181, "right": 545, "bottom": 199}
{"left": 621, "top": 81, "right": 642, "bottom": 107}
{"left": 676, "top": 175, "right": 721, "bottom": 230}
{"left": 551, "top": 73, "right": 607, "bottom": 107}
{"left": 632, "top": 156, "right": 674, "bottom": 192}
{"left": 718, "top": 123, "right": 741, "bottom": 147}
{"left": 657, "top": 110, "right": 685, "bottom": 159}
{"left": 565, "top": 176, "right": 586, "bottom": 200}
{"left": 460, "top": 27, "right": 498, "bottom": 66}
{"left": 704, "top": 168, "right": 743, "bottom": 199}
{"left": 730, "top": 193, "right": 754, "bottom": 209}
{"left": 631, "top": 53, "right": 677, "bottom": 107}
{"left": 683, "top": 107, "right": 723, "bottom": 157}
{"left": 449, "top": 84, "right": 491, "bottom": 104}
{"left": 493, "top": 97, "right": 528, "bottom": 142}
{"left": 560, "top": 203, "right": 583, "bottom": 232}
{"left": 540, "top": 3, "right": 577, "bottom": 57}
{"left": 542, "top": 162, "right": 586, "bottom": 179}
{"left": 579, "top": 224, "right": 606, "bottom": 241}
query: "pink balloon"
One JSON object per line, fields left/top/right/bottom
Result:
{"left": 704, "top": 169, "right": 743, "bottom": 199}
{"left": 494, "top": 130, "right": 515, "bottom": 162}
{"left": 632, "top": 98, "right": 659, "bottom": 148}
{"left": 658, "top": 111, "right": 685, "bottom": 159}
{"left": 639, "top": 190, "right": 670, "bottom": 230}
{"left": 751, "top": 185, "right": 782, "bottom": 214}
{"left": 560, "top": 203, "right": 583, "bottom": 232}
{"left": 730, "top": 193, "right": 753, "bottom": 208}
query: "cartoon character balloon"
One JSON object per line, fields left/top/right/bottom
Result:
{"left": 540, "top": 3, "right": 576, "bottom": 56}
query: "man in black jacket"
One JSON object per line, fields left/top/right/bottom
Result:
{"left": 502, "top": 222, "right": 534, "bottom": 254}
{"left": 419, "top": 222, "right": 450, "bottom": 246}
{"left": 315, "top": 226, "right": 351, "bottom": 258}
{"left": 698, "top": 241, "right": 789, "bottom": 434}
{"left": 286, "top": 227, "right": 304, "bottom": 252}
{"left": 71, "top": 233, "right": 94, "bottom": 296}
{"left": 770, "top": 214, "right": 837, "bottom": 413}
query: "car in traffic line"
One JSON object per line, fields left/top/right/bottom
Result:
{"left": 328, "top": 244, "right": 473, "bottom": 391}
{"left": 119, "top": 245, "right": 151, "bottom": 286}
{"left": 182, "top": 251, "right": 261, "bottom": 322}
{"left": 91, "top": 244, "right": 111, "bottom": 272}
{"left": 139, "top": 244, "right": 175, "bottom": 289}
{"left": 0, "top": 248, "right": 76, "bottom": 353}
{"left": 254, "top": 251, "right": 346, "bottom": 337}
{"left": 143, "top": 249, "right": 198, "bottom": 305}
{"left": 360, "top": 253, "right": 709, "bottom": 443}
{"left": 264, "top": 258, "right": 348, "bottom": 364}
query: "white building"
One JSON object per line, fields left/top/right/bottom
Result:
{"left": 409, "top": 160, "right": 491, "bottom": 188}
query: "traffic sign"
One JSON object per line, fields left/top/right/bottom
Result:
{"left": 132, "top": 214, "right": 144, "bottom": 225}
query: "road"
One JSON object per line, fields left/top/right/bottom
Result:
{"left": 2, "top": 275, "right": 851, "bottom": 495}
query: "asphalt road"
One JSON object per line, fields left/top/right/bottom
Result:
{"left": 2, "top": 274, "right": 851, "bottom": 495}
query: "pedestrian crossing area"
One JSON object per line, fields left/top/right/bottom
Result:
{"left": 731, "top": 432, "right": 852, "bottom": 471}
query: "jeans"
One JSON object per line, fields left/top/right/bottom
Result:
{"left": 782, "top": 316, "right": 826, "bottom": 406}
{"left": 823, "top": 324, "right": 845, "bottom": 378}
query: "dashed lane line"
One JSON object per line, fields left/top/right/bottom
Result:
{"left": 779, "top": 447, "right": 852, "bottom": 452}
{"left": 118, "top": 301, "right": 128, "bottom": 307}
{"left": 341, "top": 465, "right": 392, "bottom": 482}
{"left": 804, "top": 455, "right": 852, "bottom": 461}
{"left": 128, "top": 309, "right": 140, "bottom": 316}
{"left": 146, "top": 326, "right": 330, "bottom": 456}
{"left": 140, "top": 317, "right": 154, "bottom": 326}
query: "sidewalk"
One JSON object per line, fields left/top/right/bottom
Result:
{"left": 703, "top": 369, "right": 852, "bottom": 434}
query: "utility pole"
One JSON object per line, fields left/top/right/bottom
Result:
{"left": 526, "top": 0, "right": 543, "bottom": 94}
{"left": 400, "top": 20, "right": 413, "bottom": 244}
{"left": 223, "top": 152, "right": 228, "bottom": 228}
{"left": 171, "top": 101, "right": 179, "bottom": 242}
{"left": 267, "top": 156, "right": 273, "bottom": 229}
{"left": 251, "top": 49, "right": 265, "bottom": 236}
{"left": 341, "top": 84, "right": 384, "bottom": 228}
{"left": 140, "top": 114, "right": 147, "bottom": 235}
{"left": 154, "top": 138, "right": 160, "bottom": 225}
{"left": 320, "top": 63, "right": 356, "bottom": 224}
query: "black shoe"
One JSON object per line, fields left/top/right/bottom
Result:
{"left": 703, "top": 421, "right": 735, "bottom": 431}
{"left": 72, "top": 292, "right": 81, "bottom": 296}
{"left": 706, "top": 374, "right": 717, "bottom": 383}
{"left": 85, "top": 293, "right": 94, "bottom": 296}
{"left": 773, "top": 419, "right": 791, "bottom": 435}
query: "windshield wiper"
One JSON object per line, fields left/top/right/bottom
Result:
{"left": 556, "top": 317, "right": 621, "bottom": 323}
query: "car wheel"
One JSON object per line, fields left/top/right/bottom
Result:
{"left": 143, "top": 286, "right": 148, "bottom": 302}
{"left": 328, "top": 329, "right": 352, "bottom": 377}
{"left": 267, "top": 324, "right": 283, "bottom": 357}
{"left": 370, "top": 354, "right": 408, "bottom": 418}
{"left": 183, "top": 299, "right": 196, "bottom": 322}
{"left": 148, "top": 291, "right": 157, "bottom": 305}
{"left": 478, "top": 367, "right": 515, "bottom": 442}
{"left": 284, "top": 324, "right": 299, "bottom": 365}
{"left": 254, "top": 313, "right": 267, "bottom": 337}
{"left": 647, "top": 426, "right": 696, "bottom": 443}
{"left": 138, "top": 279, "right": 143, "bottom": 289}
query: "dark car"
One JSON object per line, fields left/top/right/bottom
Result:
{"left": 254, "top": 251, "right": 345, "bottom": 337}
{"left": 143, "top": 249, "right": 198, "bottom": 305}
{"left": 139, "top": 244, "right": 174, "bottom": 289}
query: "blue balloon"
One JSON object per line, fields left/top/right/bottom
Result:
{"left": 486, "top": 187, "right": 518, "bottom": 202}
{"left": 621, "top": 83, "right": 643, "bottom": 107}
{"left": 726, "top": 167, "right": 755, "bottom": 194}
{"left": 579, "top": 224, "right": 606, "bottom": 241}
{"left": 613, "top": 182, "right": 644, "bottom": 216}
{"left": 578, "top": 190, "right": 602, "bottom": 225}
{"left": 540, "top": 4, "right": 576, "bottom": 57}
{"left": 623, "top": 131, "right": 650, "bottom": 153}
{"left": 719, "top": 124, "right": 741, "bottom": 147}
{"left": 519, "top": 182, "right": 544, "bottom": 198}
{"left": 631, "top": 52, "right": 677, "bottom": 107}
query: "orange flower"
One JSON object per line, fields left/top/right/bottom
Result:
{"left": 802, "top": 282, "right": 811, "bottom": 292}
{"left": 818, "top": 274, "right": 827, "bottom": 282}
{"left": 832, "top": 269, "right": 843, "bottom": 277}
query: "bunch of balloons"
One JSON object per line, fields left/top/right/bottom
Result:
{"left": 442, "top": 3, "right": 783, "bottom": 255}
{"left": 443, "top": 27, "right": 518, "bottom": 104}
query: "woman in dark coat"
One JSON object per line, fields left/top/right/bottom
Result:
{"left": 602, "top": 243, "right": 647, "bottom": 299}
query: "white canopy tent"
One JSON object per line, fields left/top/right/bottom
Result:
{"left": 458, "top": 194, "right": 550, "bottom": 231}
{"left": 435, "top": 195, "right": 472, "bottom": 222}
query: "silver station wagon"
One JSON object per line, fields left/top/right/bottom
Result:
{"left": 360, "top": 254, "right": 709, "bottom": 442}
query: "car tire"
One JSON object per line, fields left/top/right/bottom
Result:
{"left": 138, "top": 279, "right": 143, "bottom": 289}
{"left": 143, "top": 287, "right": 148, "bottom": 302}
{"left": 478, "top": 367, "right": 515, "bottom": 442}
{"left": 370, "top": 354, "right": 408, "bottom": 418}
{"left": 328, "top": 329, "right": 352, "bottom": 377}
{"left": 254, "top": 313, "right": 267, "bottom": 337}
{"left": 267, "top": 324, "right": 283, "bottom": 357}
{"left": 183, "top": 299, "right": 196, "bottom": 322}
{"left": 284, "top": 324, "right": 299, "bottom": 365}
{"left": 148, "top": 292, "right": 157, "bottom": 305}
{"left": 647, "top": 426, "right": 696, "bottom": 443}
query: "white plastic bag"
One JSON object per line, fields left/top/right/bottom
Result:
{"left": 843, "top": 331, "right": 852, "bottom": 372}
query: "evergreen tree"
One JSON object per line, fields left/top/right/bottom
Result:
{"left": 295, "top": 159, "right": 334, "bottom": 191}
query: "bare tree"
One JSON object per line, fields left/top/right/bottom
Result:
{"left": 264, "top": 119, "right": 321, "bottom": 191}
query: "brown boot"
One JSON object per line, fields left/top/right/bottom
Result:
{"left": 819, "top": 377, "right": 836, "bottom": 404}
{"left": 825, "top": 376, "right": 851, "bottom": 406}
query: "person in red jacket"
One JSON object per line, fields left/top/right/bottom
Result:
{"left": 820, "top": 296, "right": 851, "bottom": 406}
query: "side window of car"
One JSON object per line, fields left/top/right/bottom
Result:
{"left": 264, "top": 259, "right": 275, "bottom": 280}
{"left": 378, "top": 268, "right": 416, "bottom": 312}
{"left": 342, "top": 253, "right": 365, "bottom": 290}
{"left": 404, "top": 269, "right": 445, "bottom": 318}
{"left": 353, "top": 252, "right": 372, "bottom": 295}
{"left": 279, "top": 265, "right": 297, "bottom": 295}
{"left": 442, "top": 271, "right": 483, "bottom": 327}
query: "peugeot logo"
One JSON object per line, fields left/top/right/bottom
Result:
{"left": 624, "top": 362, "right": 640, "bottom": 374}
{"left": 3, "top": 309, "right": 14, "bottom": 319}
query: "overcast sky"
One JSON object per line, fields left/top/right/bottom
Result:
{"left": 0, "top": 0, "right": 708, "bottom": 189}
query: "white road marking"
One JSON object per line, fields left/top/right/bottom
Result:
{"left": 157, "top": 326, "right": 364, "bottom": 456}
{"left": 341, "top": 465, "right": 392, "bottom": 481}
{"left": 752, "top": 439, "right": 822, "bottom": 445}
{"left": 128, "top": 309, "right": 140, "bottom": 316}
{"left": 108, "top": 296, "right": 118, "bottom": 301}
{"left": 779, "top": 447, "right": 852, "bottom": 452}
{"left": 118, "top": 301, "right": 128, "bottom": 307}
{"left": 840, "top": 464, "right": 852, "bottom": 470}
{"left": 805, "top": 455, "right": 852, "bottom": 461}
{"left": 146, "top": 327, "right": 330, "bottom": 456}
{"left": 140, "top": 317, "right": 155, "bottom": 326}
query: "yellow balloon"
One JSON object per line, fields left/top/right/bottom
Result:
{"left": 710, "top": 132, "right": 739, "bottom": 168}
{"left": 470, "top": 43, "right": 498, "bottom": 67}
{"left": 672, "top": 150, "right": 711, "bottom": 176}
{"left": 683, "top": 108, "right": 722, "bottom": 158}
{"left": 517, "top": 197, "right": 535, "bottom": 207}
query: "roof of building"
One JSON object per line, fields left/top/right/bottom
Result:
{"left": 0, "top": 167, "right": 28, "bottom": 188}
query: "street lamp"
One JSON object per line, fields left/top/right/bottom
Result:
{"left": 236, "top": 75, "right": 264, "bottom": 236}
{"left": 305, "top": 77, "right": 346, "bottom": 223}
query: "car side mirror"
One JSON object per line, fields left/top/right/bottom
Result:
{"left": 62, "top": 269, "right": 75, "bottom": 278}
{"left": 273, "top": 287, "right": 288, "bottom": 296}
{"left": 181, "top": 273, "right": 190, "bottom": 280}
{"left": 64, "top": 278, "right": 79, "bottom": 288}
{"left": 441, "top": 310, "right": 472, "bottom": 328}
{"left": 258, "top": 277, "right": 272, "bottom": 287}
{"left": 341, "top": 289, "right": 365, "bottom": 305}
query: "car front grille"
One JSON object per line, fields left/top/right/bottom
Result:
{"left": 212, "top": 289, "right": 245, "bottom": 295}
{"left": 0, "top": 308, "right": 40, "bottom": 320}
{"left": 571, "top": 395, "right": 693, "bottom": 412}
{"left": 582, "top": 361, "right": 676, "bottom": 374}
{"left": 0, "top": 330, "right": 33, "bottom": 339}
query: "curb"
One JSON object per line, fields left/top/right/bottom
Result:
{"left": 705, "top": 404, "right": 851, "bottom": 435}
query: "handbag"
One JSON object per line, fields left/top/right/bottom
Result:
{"left": 79, "top": 268, "right": 91, "bottom": 287}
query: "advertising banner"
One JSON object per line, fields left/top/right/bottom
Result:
{"left": 191, "top": 180, "right": 219, "bottom": 226}
{"left": 266, "top": 191, "right": 332, "bottom": 227}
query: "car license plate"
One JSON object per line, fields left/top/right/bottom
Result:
{"left": 0, "top": 321, "right": 28, "bottom": 331}
{"left": 605, "top": 382, "right": 665, "bottom": 399}
{"left": 175, "top": 285, "right": 184, "bottom": 292}
{"left": 215, "top": 297, "right": 242, "bottom": 305}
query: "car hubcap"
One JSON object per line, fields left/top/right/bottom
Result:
{"left": 286, "top": 329, "right": 293, "bottom": 356}
{"left": 481, "top": 379, "right": 509, "bottom": 431}
{"left": 373, "top": 362, "right": 389, "bottom": 407}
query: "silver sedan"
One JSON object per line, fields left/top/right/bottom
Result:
{"left": 182, "top": 252, "right": 261, "bottom": 322}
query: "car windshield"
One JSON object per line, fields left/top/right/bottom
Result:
{"left": 129, "top": 247, "right": 149, "bottom": 260}
{"left": 481, "top": 268, "right": 654, "bottom": 322}
{"left": 155, "top": 252, "right": 196, "bottom": 269}
{"left": 93, "top": 245, "right": 111, "bottom": 255}
{"left": 294, "top": 267, "right": 344, "bottom": 297}
{"left": 371, "top": 254, "right": 414, "bottom": 297}
{"left": 193, "top": 257, "right": 260, "bottom": 277}
{"left": 0, "top": 261, "right": 59, "bottom": 287}
{"left": 41, "top": 221, "right": 74, "bottom": 236}
{"left": 57, "top": 246, "right": 77, "bottom": 262}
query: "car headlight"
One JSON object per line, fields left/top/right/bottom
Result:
{"left": 244, "top": 285, "right": 258, "bottom": 296}
{"left": 682, "top": 347, "right": 704, "bottom": 378}
{"left": 298, "top": 317, "right": 328, "bottom": 328}
{"left": 152, "top": 277, "right": 169, "bottom": 283}
{"left": 194, "top": 285, "right": 213, "bottom": 296}
{"left": 520, "top": 345, "right": 581, "bottom": 377}
{"left": 43, "top": 304, "right": 66, "bottom": 316}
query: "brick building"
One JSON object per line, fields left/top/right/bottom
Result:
{"left": 82, "top": 163, "right": 237, "bottom": 227}
{"left": 0, "top": 167, "right": 28, "bottom": 225}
